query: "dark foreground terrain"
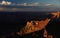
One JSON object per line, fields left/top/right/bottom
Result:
{"left": 0, "top": 11, "right": 60, "bottom": 38}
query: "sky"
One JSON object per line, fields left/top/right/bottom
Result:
{"left": 1, "top": 0, "right": 59, "bottom": 4}
{"left": 0, "top": 0, "right": 59, "bottom": 6}
{"left": 0, "top": 0, "right": 60, "bottom": 11}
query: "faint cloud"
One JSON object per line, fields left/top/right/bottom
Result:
{"left": 45, "top": 4, "right": 53, "bottom": 6}
{"left": 28, "top": 2, "right": 40, "bottom": 6}
{"left": 16, "top": 2, "right": 41, "bottom": 6}
{"left": 16, "top": 3, "right": 54, "bottom": 6}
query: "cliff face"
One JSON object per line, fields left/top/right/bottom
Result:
{"left": 17, "top": 12, "right": 60, "bottom": 38}
{"left": 17, "top": 18, "right": 50, "bottom": 35}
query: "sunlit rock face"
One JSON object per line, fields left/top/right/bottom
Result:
{"left": 17, "top": 12, "right": 60, "bottom": 36}
{"left": 17, "top": 18, "right": 51, "bottom": 35}
{"left": 51, "top": 12, "right": 60, "bottom": 18}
